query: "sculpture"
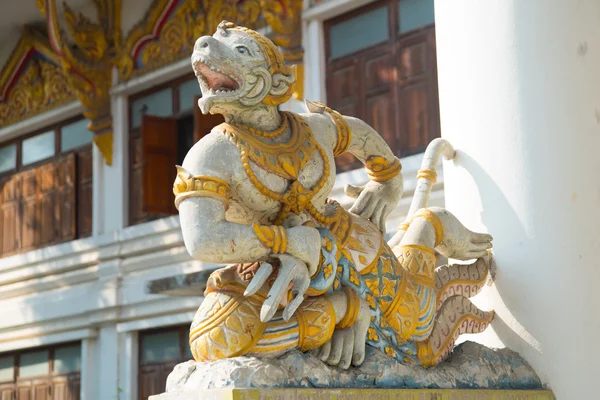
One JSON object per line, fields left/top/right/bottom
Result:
{"left": 174, "top": 21, "right": 494, "bottom": 370}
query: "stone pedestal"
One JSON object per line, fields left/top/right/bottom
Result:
{"left": 150, "top": 342, "right": 553, "bottom": 399}
{"left": 150, "top": 388, "right": 554, "bottom": 400}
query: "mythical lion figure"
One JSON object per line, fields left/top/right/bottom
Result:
{"left": 174, "top": 21, "right": 494, "bottom": 369}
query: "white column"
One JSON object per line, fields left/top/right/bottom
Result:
{"left": 303, "top": 19, "right": 326, "bottom": 102}
{"left": 435, "top": 0, "right": 600, "bottom": 398}
{"left": 80, "top": 337, "right": 97, "bottom": 400}
{"left": 96, "top": 325, "right": 120, "bottom": 400}
{"left": 119, "top": 331, "right": 139, "bottom": 400}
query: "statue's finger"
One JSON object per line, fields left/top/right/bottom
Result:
{"left": 283, "top": 272, "right": 309, "bottom": 321}
{"left": 319, "top": 340, "right": 332, "bottom": 361}
{"left": 260, "top": 259, "right": 302, "bottom": 322}
{"left": 360, "top": 198, "right": 380, "bottom": 220}
{"left": 283, "top": 294, "right": 304, "bottom": 321}
{"left": 345, "top": 184, "right": 364, "bottom": 199}
{"left": 377, "top": 205, "right": 389, "bottom": 234}
{"left": 260, "top": 274, "right": 291, "bottom": 322}
{"left": 244, "top": 262, "right": 273, "bottom": 297}
{"left": 349, "top": 192, "right": 372, "bottom": 215}
{"left": 467, "top": 249, "right": 489, "bottom": 259}
{"left": 471, "top": 232, "right": 493, "bottom": 243}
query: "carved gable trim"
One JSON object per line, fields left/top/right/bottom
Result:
{"left": 119, "top": 0, "right": 265, "bottom": 81}
{"left": 0, "top": 28, "right": 75, "bottom": 129}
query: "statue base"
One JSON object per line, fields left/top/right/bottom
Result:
{"left": 151, "top": 342, "right": 553, "bottom": 398}
{"left": 150, "top": 388, "right": 554, "bottom": 399}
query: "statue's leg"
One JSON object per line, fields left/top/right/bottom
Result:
{"left": 248, "top": 287, "right": 370, "bottom": 370}
{"left": 416, "top": 295, "right": 494, "bottom": 367}
{"left": 435, "top": 254, "right": 493, "bottom": 309}
{"left": 392, "top": 215, "right": 439, "bottom": 342}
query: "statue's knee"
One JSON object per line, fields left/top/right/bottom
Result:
{"left": 189, "top": 265, "right": 267, "bottom": 361}
{"left": 296, "top": 296, "right": 337, "bottom": 351}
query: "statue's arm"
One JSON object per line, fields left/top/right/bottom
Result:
{"left": 176, "top": 134, "right": 321, "bottom": 272}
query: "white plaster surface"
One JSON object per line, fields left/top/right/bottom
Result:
{"left": 435, "top": 0, "right": 600, "bottom": 398}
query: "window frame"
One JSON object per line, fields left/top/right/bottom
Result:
{"left": 0, "top": 341, "right": 82, "bottom": 384}
{"left": 137, "top": 325, "right": 192, "bottom": 400}
{"left": 324, "top": 0, "right": 439, "bottom": 164}
{"left": 0, "top": 115, "right": 93, "bottom": 180}
{"left": 128, "top": 73, "right": 198, "bottom": 136}
{"left": 138, "top": 325, "right": 191, "bottom": 367}
{"left": 127, "top": 73, "right": 201, "bottom": 227}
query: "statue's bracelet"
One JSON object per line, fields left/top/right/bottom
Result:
{"left": 366, "top": 156, "right": 402, "bottom": 183}
{"left": 253, "top": 224, "right": 288, "bottom": 254}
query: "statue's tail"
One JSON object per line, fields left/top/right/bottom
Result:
{"left": 387, "top": 138, "right": 455, "bottom": 248}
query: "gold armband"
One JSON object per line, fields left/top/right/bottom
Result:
{"left": 366, "top": 156, "right": 402, "bottom": 183}
{"left": 336, "top": 286, "right": 361, "bottom": 329}
{"left": 417, "top": 168, "right": 437, "bottom": 184}
{"left": 305, "top": 100, "right": 351, "bottom": 156}
{"left": 412, "top": 209, "right": 444, "bottom": 247}
{"left": 173, "top": 166, "right": 231, "bottom": 210}
{"left": 253, "top": 224, "right": 288, "bottom": 254}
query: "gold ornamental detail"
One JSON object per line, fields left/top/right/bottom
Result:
{"left": 366, "top": 156, "right": 402, "bottom": 183}
{"left": 173, "top": 166, "right": 231, "bottom": 210}
{"left": 36, "top": 0, "right": 120, "bottom": 165}
{"left": 253, "top": 224, "right": 288, "bottom": 254}
{"left": 221, "top": 113, "right": 333, "bottom": 226}
{"left": 0, "top": 29, "right": 74, "bottom": 129}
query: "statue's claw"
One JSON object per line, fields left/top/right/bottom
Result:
{"left": 244, "top": 254, "right": 310, "bottom": 323}
{"left": 244, "top": 262, "right": 274, "bottom": 297}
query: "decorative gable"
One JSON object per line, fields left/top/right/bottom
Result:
{"left": 0, "top": 28, "right": 75, "bottom": 129}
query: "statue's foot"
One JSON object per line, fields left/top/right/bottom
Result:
{"left": 427, "top": 207, "right": 493, "bottom": 261}
{"left": 311, "top": 295, "right": 371, "bottom": 369}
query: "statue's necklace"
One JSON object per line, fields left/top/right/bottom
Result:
{"left": 220, "top": 112, "right": 336, "bottom": 226}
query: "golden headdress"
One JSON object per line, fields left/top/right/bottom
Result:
{"left": 218, "top": 20, "right": 295, "bottom": 106}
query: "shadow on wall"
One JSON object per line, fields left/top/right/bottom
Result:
{"left": 448, "top": 150, "right": 545, "bottom": 357}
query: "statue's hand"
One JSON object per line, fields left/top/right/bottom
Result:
{"left": 430, "top": 207, "right": 493, "bottom": 260}
{"left": 244, "top": 254, "right": 310, "bottom": 323}
{"left": 285, "top": 226, "right": 322, "bottom": 277}
{"left": 346, "top": 175, "right": 403, "bottom": 234}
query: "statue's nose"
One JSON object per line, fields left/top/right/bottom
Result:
{"left": 194, "top": 36, "right": 213, "bottom": 52}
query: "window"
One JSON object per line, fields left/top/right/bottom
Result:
{"left": 128, "top": 75, "right": 225, "bottom": 226}
{"left": 138, "top": 325, "right": 192, "bottom": 400}
{"left": 0, "top": 343, "right": 81, "bottom": 400}
{"left": 0, "top": 117, "right": 94, "bottom": 258}
{"left": 325, "top": 0, "right": 440, "bottom": 171}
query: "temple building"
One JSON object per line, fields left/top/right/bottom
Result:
{"left": 0, "top": 0, "right": 596, "bottom": 399}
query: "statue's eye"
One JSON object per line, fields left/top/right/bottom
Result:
{"left": 236, "top": 45, "right": 250, "bottom": 55}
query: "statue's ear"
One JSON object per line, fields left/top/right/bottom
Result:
{"left": 240, "top": 67, "right": 272, "bottom": 106}
{"left": 263, "top": 65, "right": 295, "bottom": 106}
{"left": 269, "top": 71, "right": 295, "bottom": 97}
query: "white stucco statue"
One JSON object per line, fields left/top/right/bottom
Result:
{"left": 174, "top": 21, "right": 494, "bottom": 369}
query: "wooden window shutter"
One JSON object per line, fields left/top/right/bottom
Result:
{"left": 141, "top": 115, "right": 178, "bottom": 215}
{"left": 193, "top": 95, "right": 224, "bottom": 143}
{"left": 56, "top": 153, "right": 76, "bottom": 242}
{"left": 38, "top": 162, "right": 58, "bottom": 246}
{"left": 0, "top": 176, "right": 20, "bottom": 256}
{"left": 20, "top": 169, "right": 40, "bottom": 252}
{"left": 0, "top": 383, "right": 14, "bottom": 400}
{"left": 31, "top": 379, "right": 50, "bottom": 400}
{"left": 76, "top": 147, "right": 93, "bottom": 238}
{"left": 16, "top": 380, "right": 31, "bottom": 400}
{"left": 51, "top": 375, "right": 79, "bottom": 400}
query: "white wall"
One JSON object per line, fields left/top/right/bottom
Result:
{"left": 435, "top": 0, "right": 600, "bottom": 398}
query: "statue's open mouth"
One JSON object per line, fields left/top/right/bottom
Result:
{"left": 192, "top": 58, "right": 240, "bottom": 96}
